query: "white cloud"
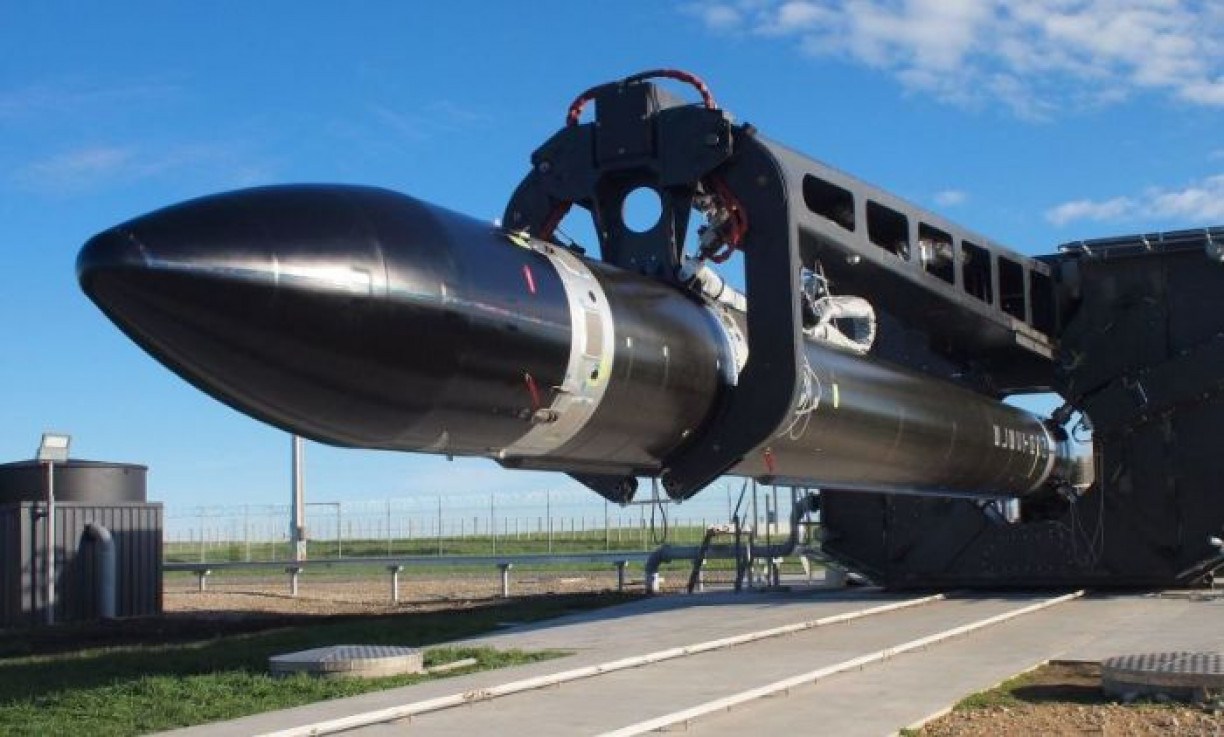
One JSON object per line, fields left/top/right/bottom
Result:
{"left": 1045, "top": 196, "right": 1134, "bottom": 226}
{"left": 13, "top": 146, "right": 135, "bottom": 192}
{"left": 933, "top": 189, "right": 967, "bottom": 207}
{"left": 1045, "top": 175, "right": 1224, "bottom": 226}
{"left": 370, "top": 99, "right": 490, "bottom": 142}
{"left": 13, "top": 143, "right": 271, "bottom": 195}
{"left": 757, "top": 1, "right": 832, "bottom": 34}
{"left": 0, "top": 81, "right": 181, "bottom": 120}
{"left": 693, "top": 1, "right": 1224, "bottom": 118}
{"left": 688, "top": 3, "right": 743, "bottom": 30}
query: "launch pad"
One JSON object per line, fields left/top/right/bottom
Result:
{"left": 825, "top": 230, "right": 1224, "bottom": 587}
{"left": 163, "top": 587, "right": 1224, "bottom": 736}
{"left": 501, "top": 72, "right": 1224, "bottom": 589}
{"left": 77, "top": 70, "right": 1224, "bottom": 590}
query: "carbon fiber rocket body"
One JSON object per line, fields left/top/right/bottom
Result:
{"left": 79, "top": 184, "right": 1069, "bottom": 501}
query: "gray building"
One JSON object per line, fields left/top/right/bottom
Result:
{"left": 0, "top": 460, "right": 162, "bottom": 627}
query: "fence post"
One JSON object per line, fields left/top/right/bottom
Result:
{"left": 336, "top": 504, "right": 343, "bottom": 559}
{"left": 388, "top": 564, "right": 403, "bottom": 603}
{"left": 498, "top": 563, "right": 513, "bottom": 598}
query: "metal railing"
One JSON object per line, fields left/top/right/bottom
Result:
{"left": 166, "top": 551, "right": 651, "bottom": 600}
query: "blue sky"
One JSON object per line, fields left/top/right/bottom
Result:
{"left": 2, "top": 1, "right": 1222, "bottom": 512}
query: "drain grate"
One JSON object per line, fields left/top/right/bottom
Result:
{"left": 1101, "top": 651, "right": 1224, "bottom": 700}
{"left": 270, "top": 644, "right": 424, "bottom": 679}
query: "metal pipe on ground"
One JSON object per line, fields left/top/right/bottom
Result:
{"left": 82, "top": 523, "right": 116, "bottom": 620}
{"left": 645, "top": 493, "right": 819, "bottom": 594}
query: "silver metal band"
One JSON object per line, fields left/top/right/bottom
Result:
{"left": 498, "top": 240, "right": 616, "bottom": 458}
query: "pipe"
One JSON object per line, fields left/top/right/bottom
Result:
{"left": 82, "top": 523, "right": 117, "bottom": 620}
{"left": 753, "top": 492, "right": 820, "bottom": 560}
{"left": 290, "top": 435, "right": 306, "bottom": 562}
{"left": 646, "top": 541, "right": 750, "bottom": 594}
{"left": 45, "top": 461, "right": 55, "bottom": 625}
{"left": 645, "top": 492, "right": 819, "bottom": 594}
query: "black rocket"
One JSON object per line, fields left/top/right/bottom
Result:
{"left": 91, "top": 70, "right": 1224, "bottom": 591}
{"left": 79, "top": 70, "right": 1091, "bottom": 508}
{"left": 79, "top": 184, "right": 1077, "bottom": 504}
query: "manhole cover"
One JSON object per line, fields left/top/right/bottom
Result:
{"left": 1101, "top": 651, "right": 1224, "bottom": 700}
{"left": 270, "top": 644, "right": 423, "bottom": 679}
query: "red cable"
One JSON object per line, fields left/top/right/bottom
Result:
{"left": 566, "top": 68, "right": 719, "bottom": 127}
{"left": 705, "top": 176, "right": 749, "bottom": 263}
{"left": 624, "top": 68, "right": 718, "bottom": 109}
{"left": 554, "top": 71, "right": 746, "bottom": 253}
{"left": 538, "top": 201, "right": 573, "bottom": 241}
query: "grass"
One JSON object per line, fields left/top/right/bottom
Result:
{"left": 953, "top": 670, "right": 1033, "bottom": 711}
{"left": 163, "top": 525, "right": 721, "bottom": 563}
{"left": 952, "top": 661, "right": 1130, "bottom": 712}
{"left": 0, "top": 592, "right": 632, "bottom": 736}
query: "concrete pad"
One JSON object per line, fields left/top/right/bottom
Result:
{"left": 159, "top": 590, "right": 1224, "bottom": 737}
{"left": 269, "top": 645, "right": 423, "bottom": 679}
{"left": 1102, "top": 651, "right": 1224, "bottom": 700}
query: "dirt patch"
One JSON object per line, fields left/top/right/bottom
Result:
{"left": 164, "top": 569, "right": 631, "bottom": 617}
{"left": 915, "top": 662, "right": 1224, "bottom": 736}
{"left": 1, "top": 588, "right": 639, "bottom": 658}
{"left": 0, "top": 572, "right": 637, "bottom": 657}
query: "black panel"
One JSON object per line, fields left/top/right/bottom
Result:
{"left": 823, "top": 229, "right": 1224, "bottom": 587}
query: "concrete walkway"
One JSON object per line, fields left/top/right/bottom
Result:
{"left": 693, "top": 593, "right": 1224, "bottom": 736}
{"left": 161, "top": 589, "right": 1224, "bottom": 737}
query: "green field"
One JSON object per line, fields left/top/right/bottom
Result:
{"left": 0, "top": 593, "right": 631, "bottom": 736}
{"left": 163, "top": 523, "right": 803, "bottom": 563}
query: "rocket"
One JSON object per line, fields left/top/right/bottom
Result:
{"left": 78, "top": 183, "right": 1079, "bottom": 505}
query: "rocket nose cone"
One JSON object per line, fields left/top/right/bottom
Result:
{"left": 75, "top": 185, "right": 405, "bottom": 444}
{"left": 77, "top": 227, "right": 148, "bottom": 298}
{"left": 74, "top": 184, "right": 572, "bottom": 455}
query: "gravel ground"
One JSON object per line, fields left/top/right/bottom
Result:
{"left": 920, "top": 703, "right": 1222, "bottom": 736}
{"left": 916, "top": 662, "right": 1223, "bottom": 736}
{"left": 164, "top": 570, "right": 633, "bottom": 616}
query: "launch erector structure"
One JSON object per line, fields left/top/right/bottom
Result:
{"left": 78, "top": 71, "right": 1224, "bottom": 587}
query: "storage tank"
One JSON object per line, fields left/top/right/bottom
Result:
{"left": 0, "top": 459, "right": 162, "bottom": 626}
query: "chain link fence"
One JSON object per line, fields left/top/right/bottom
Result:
{"left": 163, "top": 484, "right": 811, "bottom": 563}
{"left": 161, "top": 484, "right": 821, "bottom": 610}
